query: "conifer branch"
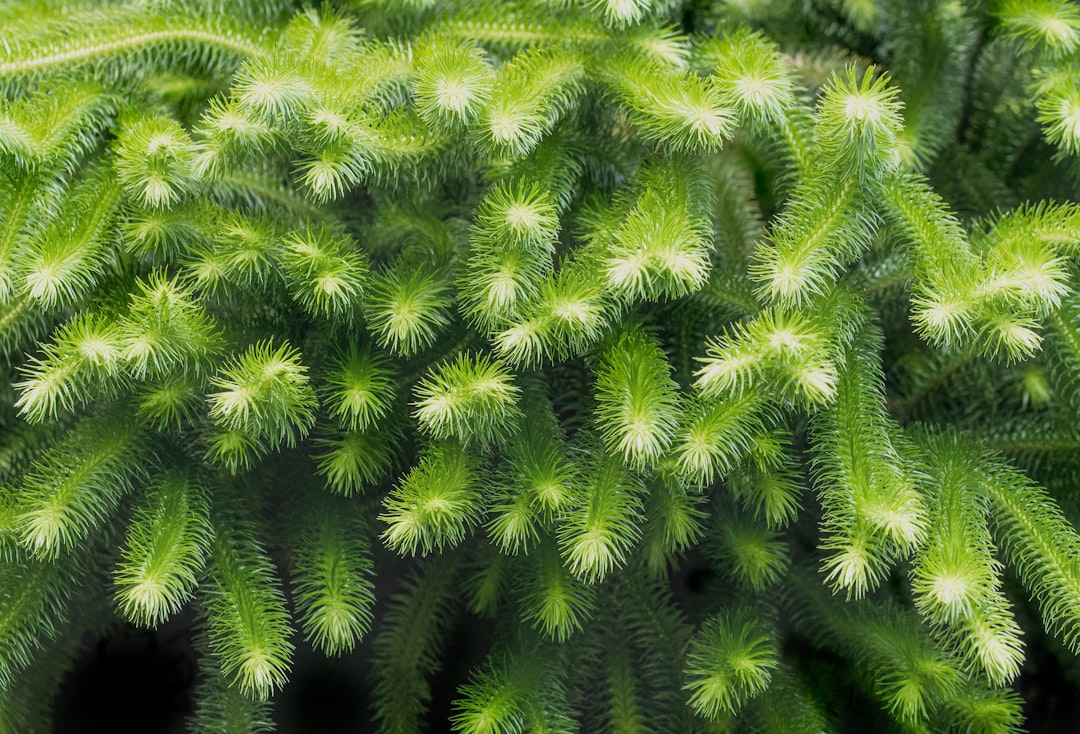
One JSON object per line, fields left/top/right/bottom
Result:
{"left": 13, "top": 411, "right": 147, "bottom": 559}
{"left": 0, "top": 8, "right": 273, "bottom": 88}
{"left": 0, "top": 2, "right": 1078, "bottom": 731}
{"left": 202, "top": 494, "right": 295, "bottom": 701}
{"left": 114, "top": 469, "right": 212, "bottom": 627}
{"left": 372, "top": 554, "right": 462, "bottom": 733}
{"left": 289, "top": 492, "right": 375, "bottom": 656}
{"left": 982, "top": 456, "right": 1080, "bottom": 653}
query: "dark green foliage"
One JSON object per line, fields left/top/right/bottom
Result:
{"left": 2, "top": 0, "right": 1080, "bottom": 732}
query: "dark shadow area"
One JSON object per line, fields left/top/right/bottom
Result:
{"left": 1018, "top": 643, "right": 1080, "bottom": 734}
{"left": 275, "top": 640, "right": 372, "bottom": 734}
{"left": 53, "top": 613, "right": 195, "bottom": 734}
{"left": 49, "top": 574, "right": 1080, "bottom": 734}
{"left": 425, "top": 612, "right": 493, "bottom": 734}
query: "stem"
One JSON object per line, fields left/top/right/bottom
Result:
{"left": 0, "top": 26, "right": 269, "bottom": 78}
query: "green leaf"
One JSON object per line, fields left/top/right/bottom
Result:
{"left": 113, "top": 112, "right": 196, "bottom": 209}
{"left": 279, "top": 224, "right": 369, "bottom": 322}
{"left": 291, "top": 496, "right": 375, "bottom": 656}
{"left": 365, "top": 259, "right": 453, "bottom": 357}
{"left": 594, "top": 329, "right": 681, "bottom": 470}
{"left": 114, "top": 469, "right": 212, "bottom": 626}
{"left": 207, "top": 340, "right": 318, "bottom": 453}
{"left": 683, "top": 608, "right": 778, "bottom": 719}
{"left": 413, "top": 353, "right": 523, "bottom": 448}
{"left": 557, "top": 451, "right": 643, "bottom": 584}
{"left": 380, "top": 442, "right": 484, "bottom": 556}
{"left": 477, "top": 46, "right": 585, "bottom": 159}
{"left": 518, "top": 537, "right": 596, "bottom": 641}
{"left": 203, "top": 499, "right": 295, "bottom": 701}
{"left": 14, "top": 412, "right": 147, "bottom": 559}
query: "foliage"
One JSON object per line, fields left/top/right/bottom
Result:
{"left": 1, "top": 0, "right": 1080, "bottom": 731}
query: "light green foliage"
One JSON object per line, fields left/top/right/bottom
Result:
{"left": 379, "top": 442, "right": 484, "bottom": 555}
{"left": 695, "top": 308, "right": 841, "bottom": 405}
{"left": 322, "top": 347, "right": 394, "bottom": 431}
{"left": 364, "top": 258, "right": 454, "bottom": 356}
{"left": 279, "top": 224, "right": 370, "bottom": 322}
{"left": 599, "top": 49, "right": 734, "bottom": 152}
{"left": 683, "top": 608, "right": 778, "bottom": 719}
{"left": 595, "top": 329, "right": 680, "bottom": 469}
{"left": 0, "top": 544, "right": 96, "bottom": 694}
{"left": 313, "top": 419, "right": 398, "bottom": 495}
{"left": 114, "top": 112, "right": 196, "bottom": 209}
{"left": 788, "top": 574, "right": 1024, "bottom": 729}
{"left": 413, "top": 39, "right": 495, "bottom": 130}
{"left": 518, "top": 536, "right": 596, "bottom": 641}
{"left": 998, "top": 0, "right": 1080, "bottom": 55}
{"left": 19, "top": 165, "right": 121, "bottom": 310}
{"left": 449, "top": 633, "right": 575, "bottom": 734}
{"left": 0, "top": 81, "right": 115, "bottom": 172}
{"left": 14, "top": 312, "right": 127, "bottom": 423}
{"left": 912, "top": 432, "right": 1024, "bottom": 685}
{"left": 477, "top": 46, "right": 585, "bottom": 159}
{"left": 290, "top": 492, "right": 375, "bottom": 656}
{"left": 639, "top": 471, "right": 707, "bottom": 574}
{"left": 983, "top": 458, "right": 1080, "bottom": 653}
{"left": 120, "top": 271, "right": 224, "bottom": 378}
{"left": 13, "top": 411, "right": 147, "bottom": 559}
{"left": 672, "top": 393, "right": 775, "bottom": 486}
{"left": 188, "top": 636, "right": 276, "bottom": 734}
{"left": 114, "top": 469, "right": 212, "bottom": 626}
{"left": 698, "top": 29, "right": 794, "bottom": 128}
{"left": 0, "top": 5, "right": 272, "bottom": 90}
{"left": 814, "top": 322, "right": 926, "bottom": 597}
{"left": 2, "top": 0, "right": 1080, "bottom": 732}
{"left": 206, "top": 340, "right": 318, "bottom": 470}
{"left": 557, "top": 449, "right": 644, "bottom": 583}
{"left": 203, "top": 497, "right": 295, "bottom": 701}
{"left": 486, "top": 383, "right": 577, "bottom": 553}
{"left": 413, "top": 352, "right": 523, "bottom": 446}
{"left": 707, "top": 505, "right": 788, "bottom": 592}
{"left": 460, "top": 178, "right": 560, "bottom": 331}
{"left": 599, "top": 158, "right": 713, "bottom": 301}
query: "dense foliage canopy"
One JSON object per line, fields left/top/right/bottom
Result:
{"left": 2, "top": 0, "right": 1080, "bottom": 731}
